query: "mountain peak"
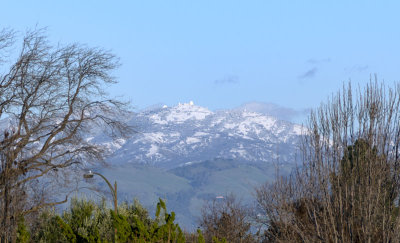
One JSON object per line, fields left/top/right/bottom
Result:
{"left": 155, "top": 102, "right": 213, "bottom": 124}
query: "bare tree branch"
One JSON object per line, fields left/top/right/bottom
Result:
{"left": 257, "top": 80, "right": 400, "bottom": 242}
{"left": 0, "top": 28, "right": 132, "bottom": 241}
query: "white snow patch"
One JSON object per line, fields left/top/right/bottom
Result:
{"left": 105, "top": 138, "right": 127, "bottom": 150}
{"left": 292, "top": 125, "right": 303, "bottom": 135}
{"left": 150, "top": 114, "right": 168, "bottom": 124}
{"left": 102, "top": 138, "right": 126, "bottom": 152}
{"left": 114, "top": 138, "right": 126, "bottom": 147}
{"left": 146, "top": 144, "right": 159, "bottom": 157}
{"left": 242, "top": 112, "right": 276, "bottom": 130}
{"left": 211, "top": 117, "right": 225, "bottom": 126}
{"left": 143, "top": 132, "right": 165, "bottom": 143}
{"left": 165, "top": 104, "right": 212, "bottom": 123}
{"left": 224, "top": 123, "right": 236, "bottom": 129}
{"left": 229, "top": 148, "right": 248, "bottom": 157}
{"left": 228, "top": 112, "right": 277, "bottom": 137}
{"left": 186, "top": 137, "right": 201, "bottom": 144}
{"left": 194, "top": 131, "right": 208, "bottom": 136}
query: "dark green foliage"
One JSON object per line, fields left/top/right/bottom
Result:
{"left": 55, "top": 216, "right": 77, "bottom": 243}
{"left": 31, "top": 197, "right": 185, "bottom": 242}
{"left": 16, "top": 217, "right": 30, "bottom": 243}
{"left": 63, "top": 198, "right": 102, "bottom": 242}
{"left": 147, "top": 199, "right": 185, "bottom": 242}
{"left": 111, "top": 210, "right": 132, "bottom": 242}
{"left": 212, "top": 236, "right": 227, "bottom": 243}
{"left": 32, "top": 212, "right": 76, "bottom": 243}
{"left": 329, "top": 139, "right": 398, "bottom": 241}
{"left": 197, "top": 229, "right": 205, "bottom": 243}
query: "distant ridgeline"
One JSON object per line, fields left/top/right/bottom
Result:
{"left": 105, "top": 101, "right": 303, "bottom": 169}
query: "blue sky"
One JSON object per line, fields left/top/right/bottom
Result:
{"left": 1, "top": 1, "right": 399, "bottom": 113}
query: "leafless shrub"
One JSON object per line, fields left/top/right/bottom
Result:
{"left": 256, "top": 80, "right": 400, "bottom": 242}
{"left": 199, "top": 194, "right": 254, "bottom": 243}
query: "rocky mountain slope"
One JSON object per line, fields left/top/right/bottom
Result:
{"left": 107, "top": 101, "right": 303, "bottom": 169}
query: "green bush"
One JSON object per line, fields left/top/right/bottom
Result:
{"left": 32, "top": 211, "right": 76, "bottom": 243}
{"left": 16, "top": 217, "right": 30, "bottom": 243}
{"left": 31, "top": 197, "right": 186, "bottom": 242}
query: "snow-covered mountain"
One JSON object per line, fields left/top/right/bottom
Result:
{"left": 107, "top": 101, "right": 303, "bottom": 169}
{"left": 0, "top": 101, "right": 305, "bottom": 230}
{"left": 95, "top": 102, "right": 304, "bottom": 229}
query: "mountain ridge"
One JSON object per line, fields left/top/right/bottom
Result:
{"left": 106, "top": 101, "right": 303, "bottom": 169}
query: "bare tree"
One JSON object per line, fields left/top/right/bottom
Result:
{"left": 256, "top": 80, "right": 400, "bottom": 242}
{"left": 0, "top": 28, "right": 131, "bottom": 242}
{"left": 199, "top": 194, "right": 254, "bottom": 243}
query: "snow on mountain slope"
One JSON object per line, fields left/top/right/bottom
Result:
{"left": 108, "top": 102, "right": 303, "bottom": 169}
{"left": 0, "top": 102, "right": 303, "bottom": 169}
